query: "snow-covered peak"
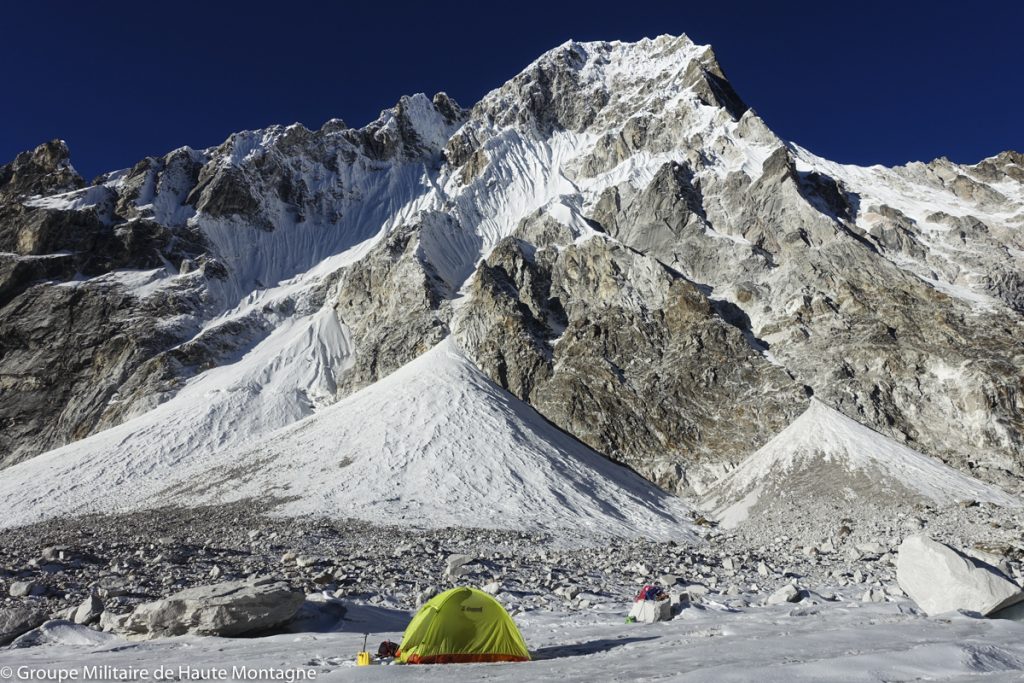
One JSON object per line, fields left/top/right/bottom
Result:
{"left": 464, "top": 33, "right": 743, "bottom": 138}
{"left": 197, "top": 90, "right": 464, "bottom": 174}
{"left": 431, "top": 33, "right": 764, "bottom": 259}
{"left": 377, "top": 92, "right": 465, "bottom": 154}
{"left": 526, "top": 34, "right": 703, "bottom": 88}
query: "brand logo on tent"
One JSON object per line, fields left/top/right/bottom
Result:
{"left": 461, "top": 606, "right": 483, "bottom": 613}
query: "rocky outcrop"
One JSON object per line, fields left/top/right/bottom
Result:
{"left": 579, "top": 142, "right": 1024, "bottom": 487}
{"left": 331, "top": 216, "right": 466, "bottom": 394}
{"left": 0, "top": 281, "right": 195, "bottom": 466}
{"left": 454, "top": 234, "right": 809, "bottom": 492}
{"left": 590, "top": 161, "right": 705, "bottom": 255}
{"left": 0, "top": 141, "right": 212, "bottom": 465}
{"left": 0, "top": 139, "right": 83, "bottom": 202}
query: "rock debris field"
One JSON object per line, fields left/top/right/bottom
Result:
{"left": 1, "top": 500, "right": 1022, "bottom": 643}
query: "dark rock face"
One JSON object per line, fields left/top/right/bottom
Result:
{"left": 0, "top": 139, "right": 83, "bottom": 201}
{"left": 0, "top": 141, "right": 221, "bottom": 465}
{"left": 0, "top": 275, "right": 217, "bottom": 465}
{"left": 188, "top": 165, "right": 262, "bottom": 221}
{"left": 591, "top": 161, "right": 705, "bottom": 255}
{"left": 588, "top": 147, "right": 1024, "bottom": 487}
{"left": 332, "top": 221, "right": 454, "bottom": 395}
{"left": 479, "top": 42, "right": 608, "bottom": 135}
{"left": 680, "top": 47, "right": 748, "bottom": 120}
{"left": 454, "top": 235, "right": 809, "bottom": 492}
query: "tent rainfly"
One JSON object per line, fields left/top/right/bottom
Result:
{"left": 397, "top": 587, "right": 531, "bottom": 664}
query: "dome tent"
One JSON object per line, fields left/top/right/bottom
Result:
{"left": 397, "top": 587, "right": 530, "bottom": 664}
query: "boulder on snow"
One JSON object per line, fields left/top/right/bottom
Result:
{"left": 0, "top": 606, "right": 47, "bottom": 646}
{"left": 628, "top": 599, "right": 672, "bottom": 623}
{"left": 73, "top": 593, "right": 103, "bottom": 625}
{"left": 554, "top": 585, "right": 580, "bottom": 600}
{"left": 669, "top": 590, "right": 690, "bottom": 607}
{"left": 683, "top": 583, "right": 710, "bottom": 601}
{"left": 856, "top": 541, "right": 886, "bottom": 556}
{"left": 9, "top": 581, "right": 38, "bottom": 597}
{"left": 121, "top": 578, "right": 304, "bottom": 639}
{"left": 767, "top": 584, "right": 802, "bottom": 605}
{"left": 896, "top": 535, "right": 1024, "bottom": 616}
{"left": 99, "top": 611, "right": 130, "bottom": 633}
{"left": 445, "top": 553, "right": 475, "bottom": 578}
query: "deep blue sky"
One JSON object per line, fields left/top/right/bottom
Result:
{"left": 2, "top": 1, "right": 1021, "bottom": 179}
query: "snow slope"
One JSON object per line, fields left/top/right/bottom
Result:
{"left": 702, "top": 399, "right": 1020, "bottom": 529}
{"left": 0, "top": 239, "right": 375, "bottom": 529}
{"left": 158, "top": 338, "right": 695, "bottom": 540}
{"left": 0, "top": 339, "right": 694, "bottom": 541}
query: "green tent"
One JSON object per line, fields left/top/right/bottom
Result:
{"left": 397, "top": 587, "right": 531, "bottom": 664}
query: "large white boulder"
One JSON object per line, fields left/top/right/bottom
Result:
{"left": 72, "top": 593, "right": 103, "bottom": 625}
{"left": 767, "top": 584, "right": 802, "bottom": 605}
{"left": 122, "top": 578, "right": 304, "bottom": 639}
{"left": 896, "top": 535, "right": 1024, "bottom": 616}
{"left": 445, "top": 554, "right": 475, "bottom": 578}
{"left": 628, "top": 599, "right": 672, "bottom": 623}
